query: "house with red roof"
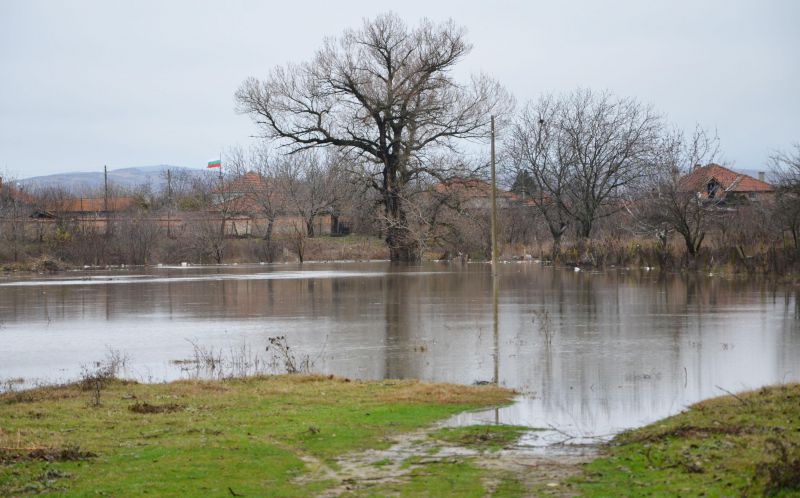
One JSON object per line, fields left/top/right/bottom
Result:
{"left": 0, "top": 177, "right": 36, "bottom": 207}
{"left": 433, "top": 178, "right": 519, "bottom": 209}
{"left": 679, "top": 164, "right": 774, "bottom": 203}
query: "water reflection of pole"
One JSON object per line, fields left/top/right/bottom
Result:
{"left": 493, "top": 272, "right": 499, "bottom": 385}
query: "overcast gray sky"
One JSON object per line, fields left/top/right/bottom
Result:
{"left": 1, "top": 0, "right": 798, "bottom": 178}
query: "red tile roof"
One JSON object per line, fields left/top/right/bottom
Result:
{"left": 214, "top": 172, "right": 285, "bottom": 213}
{"left": 0, "top": 183, "right": 36, "bottom": 205}
{"left": 228, "top": 172, "right": 270, "bottom": 193}
{"left": 679, "top": 164, "right": 773, "bottom": 194}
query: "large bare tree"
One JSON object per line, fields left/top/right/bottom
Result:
{"left": 509, "top": 90, "right": 662, "bottom": 245}
{"left": 236, "top": 13, "right": 510, "bottom": 261}
{"left": 506, "top": 96, "right": 571, "bottom": 258}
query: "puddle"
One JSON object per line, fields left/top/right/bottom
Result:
{"left": 297, "top": 419, "right": 598, "bottom": 497}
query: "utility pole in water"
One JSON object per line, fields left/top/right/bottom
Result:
{"left": 490, "top": 116, "right": 498, "bottom": 274}
{"left": 490, "top": 115, "right": 500, "bottom": 388}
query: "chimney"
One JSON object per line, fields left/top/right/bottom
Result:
{"left": 758, "top": 171, "right": 765, "bottom": 182}
{"left": 693, "top": 163, "right": 702, "bottom": 171}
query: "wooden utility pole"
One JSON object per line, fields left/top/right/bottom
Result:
{"left": 104, "top": 165, "right": 109, "bottom": 236}
{"left": 490, "top": 115, "right": 498, "bottom": 273}
{"left": 103, "top": 165, "right": 108, "bottom": 213}
{"left": 490, "top": 115, "right": 500, "bottom": 387}
{"left": 166, "top": 168, "right": 172, "bottom": 238}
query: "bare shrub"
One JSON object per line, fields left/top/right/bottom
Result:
{"left": 78, "top": 349, "right": 128, "bottom": 406}
{"left": 266, "top": 336, "right": 313, "bottom": 374}
{"left": 180, "top": 337, "right": 314, "bottom": 379}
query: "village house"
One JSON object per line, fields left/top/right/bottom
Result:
{"left": 29, "top": 195, "right": 140, "bottom": 233}
{"left": 433, "top": 178, "right": 519, "bottom": 209}
{"left": 679, "top": 163, "right": 774, "bottom": 204}
{"left": 0, "top": 177, "right": 36, "bottom": 207}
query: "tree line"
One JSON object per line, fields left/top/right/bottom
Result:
{"left": 2, "top": 13, "right": 799, "bottom": 271}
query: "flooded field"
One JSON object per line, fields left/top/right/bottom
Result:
{"left": 1, "top": 262, "right": 798, "bottom": 438}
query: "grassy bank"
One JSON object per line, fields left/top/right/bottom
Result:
{"left": 0, "top": 375, "right": 513, "bottom": 497}
{"left": 3, "top": 379, "right": 798, "bottom": 496}
{"left": 568, "top": 383, "right": 800, "bottom": 497}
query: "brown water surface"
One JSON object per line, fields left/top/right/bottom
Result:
{"left": 1, "top": 262, "right": 797, "bottom": 437}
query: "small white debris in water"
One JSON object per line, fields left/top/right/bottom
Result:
{"left": 574, "top": 267, "right": 580, "bottom": 272}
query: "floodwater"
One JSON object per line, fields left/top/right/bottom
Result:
{"left": 1, "top": 262, "right": 798, "bottom": 439}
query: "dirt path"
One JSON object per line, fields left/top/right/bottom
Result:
{"left": 296, "top": 425, "right": 599, "bottom": 497}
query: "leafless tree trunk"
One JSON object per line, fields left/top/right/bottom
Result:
{"left": 236, "top": 13, "right": 511, "bottom": 261}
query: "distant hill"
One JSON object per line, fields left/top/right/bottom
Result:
{"left": 18, "top": 165, "right": 209, "bottom": 193}
{"left": 16, "top": 164, "right": 778, "bottom": 195}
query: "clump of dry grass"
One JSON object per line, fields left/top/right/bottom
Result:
{"left": 375, "top": 380, "right": 513, "bottom": 405}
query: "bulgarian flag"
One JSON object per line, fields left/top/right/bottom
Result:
{"left": 207, "top": 159, "right": 222, "bottom": 168}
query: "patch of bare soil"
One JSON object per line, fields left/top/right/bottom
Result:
{"left": 296, "top": 425, "right": 598, "bottom": 497}
{"left": 128, "top": 402, "right": 184, "bottom": 414}
{"left": 0, "top": 445, "right": 96, "bottom": 463}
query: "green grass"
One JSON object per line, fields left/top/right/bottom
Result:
{"left": 571, "top": 383, "right": 800, "bottom": 497}
{"left": 428, "top": 425, "right": 531, "bottom": 452}
{"left": 0, "top": 375, "right": 513, "bottom": 497}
